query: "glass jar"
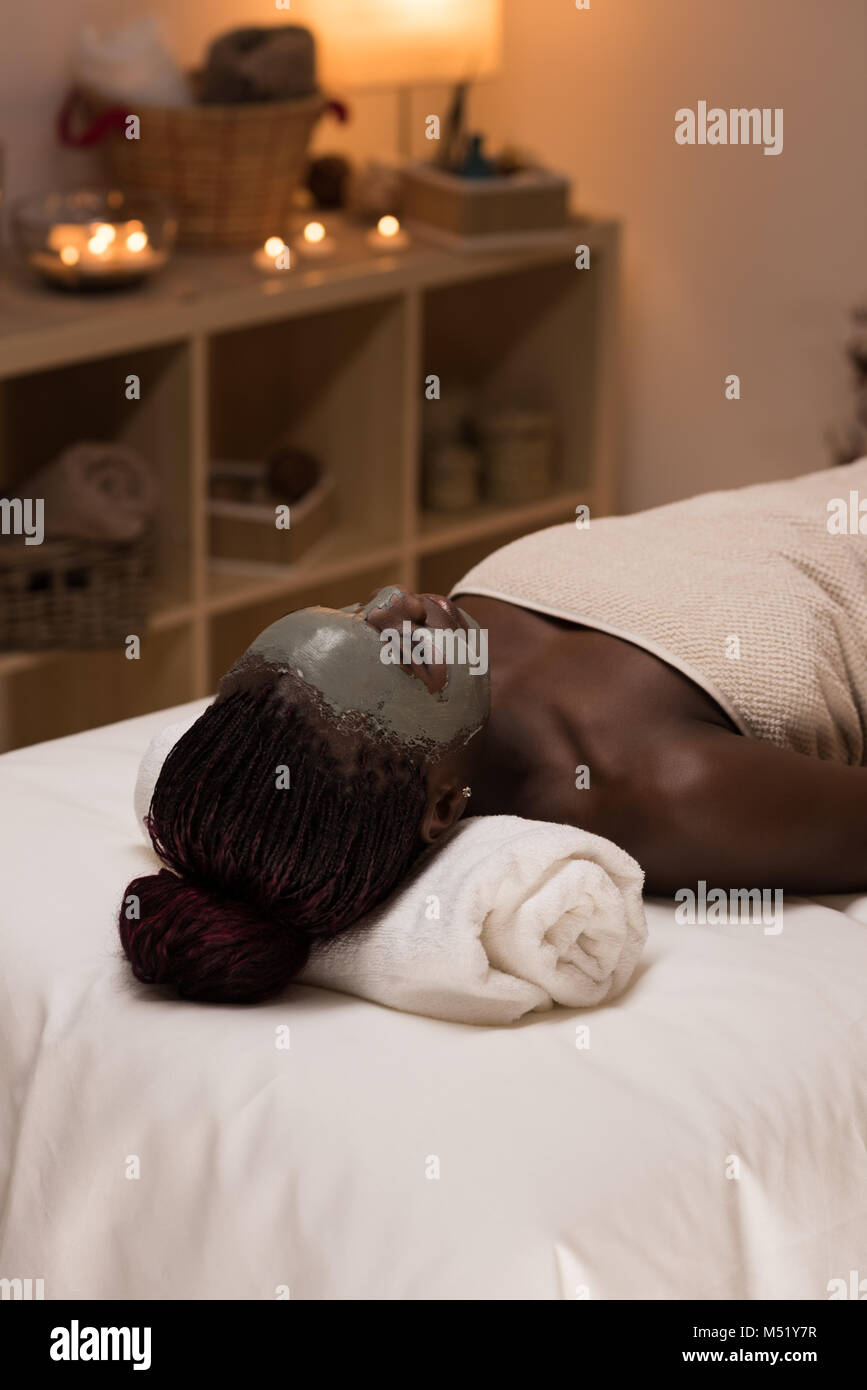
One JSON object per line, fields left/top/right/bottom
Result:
{"left": 423, "top": 441, "right": 482, "bottom": 512}
{"left": 478, "top": 408, "right": 556, "bottom": 504}
{"left": 11, "top": 187, "right": 177, "bottom": 291}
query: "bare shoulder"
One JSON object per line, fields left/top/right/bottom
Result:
{"left": 458, "top": 595, "right": 867, "bottom": 891}
{"left": 525, "top": 716, "right": 867, "bottom": 894}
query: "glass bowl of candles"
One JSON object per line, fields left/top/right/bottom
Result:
{"left": 11, "top": 188, "right": 178, "bottom": 291}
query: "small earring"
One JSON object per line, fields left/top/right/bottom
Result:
{"left": 461, "top": 785, "right": 472, "bottom": 799}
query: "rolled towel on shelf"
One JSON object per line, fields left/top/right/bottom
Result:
{"left": 135, "top": 716, "right": 647, "bottom": 1026}
{"left": 25, "top": 442, "right": 158, "bottom": 542}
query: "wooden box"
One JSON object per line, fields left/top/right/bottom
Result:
{"left": 401, "top": 161, "right": 569, "bottom": 251}
{"left": 208, "top": 462, "right": 337, "bottom": 568}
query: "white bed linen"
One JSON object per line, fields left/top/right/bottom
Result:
{"left": 1, "top": 701, "right": 865, "bottom": 1300}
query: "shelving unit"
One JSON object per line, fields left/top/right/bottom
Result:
{"left": 0, "top": 217, "right": 620, "bottom": 750}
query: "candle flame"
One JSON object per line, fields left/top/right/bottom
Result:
{"left": 264, "top": 236, "right": 286, "bottom": 257}
{"left": 87, "top": 222, "right": 117, "bottom": 255}
{"left": 303, "top": 221, "right": 326, "bottom": 245}
{"left": 377, "top": 215, "right": 400, "bottom": 238}
{"left": 60, "top": 246, "right": 80, "bottom": 266}
{"left": 126, "top": 230, "right": 149, "bottom": 253}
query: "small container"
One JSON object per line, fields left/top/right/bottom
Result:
{"left": 400, "top": 161, "right": 569, "bottom": 247}
{"left": 208, "top": 461, "right": 337, "bottom": 569}
{"left": 478, "top": 409, "right": 556, "bottom": 504}
{"left": 12, "top": 188, "right": 176, "bottom": 291}
{"left": 423, "top": 441, "right": 481, "bottom": 512}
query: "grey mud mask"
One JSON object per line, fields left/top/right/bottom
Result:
{"left": 223, "top": 588, "right": 491, "bottom": 753}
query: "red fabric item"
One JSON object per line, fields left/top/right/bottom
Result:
{"left": 324, "top": 97, "right": 349, "bottom": 124}
{"left": 57, "top": 87, "right": 127, "bottom": 147}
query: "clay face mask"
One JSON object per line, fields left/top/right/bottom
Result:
{"left": 221, "top": 588, "right": 491, "bottom": 754}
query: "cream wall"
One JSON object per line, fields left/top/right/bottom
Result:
{"left": 1, "top": 0, "right": 864, "bottom": 510}
{"left": 472, "top": 0, "right": 867, "bottom": 509}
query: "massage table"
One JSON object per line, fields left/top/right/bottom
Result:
{"left": 1, "top": 702, "right": 865, "bottom": 1299}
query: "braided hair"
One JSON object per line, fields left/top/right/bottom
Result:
{"left": 118, "top": 679, "right": 428, "bottom": 1003}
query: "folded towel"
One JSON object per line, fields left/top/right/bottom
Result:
{"left": 199, "top": 26, "right": 317, "bottom": 105}
{"left": 134, "top": 716, "right": 647, "bottom": 1025}
{"left": 26, "top": 442, "right": 158, "bottom": 542}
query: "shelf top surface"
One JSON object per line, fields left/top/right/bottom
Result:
{"left": 0, "top": 214, "right": 615, "bottom": 377}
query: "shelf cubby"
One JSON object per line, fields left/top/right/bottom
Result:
{"left": 208, "top": 295, "right": 408, "bottom": 558}
{"left": 419, "top": 256, "right": 602, "bottom": 512}
{"left": 0, "top": 342, "right": 195, "bottom": 615}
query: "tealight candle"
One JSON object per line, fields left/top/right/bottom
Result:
{"left": 252, "top": 236, "right": 292, "bottom": 273}
{"left": 32, "top": 218, "right": 167, "bottom": 287}
{"left": 366, "top": 214, "right": 411, "bottom": 252}
{"left": 292, "top": 220, "right": 336, "bottom": 259}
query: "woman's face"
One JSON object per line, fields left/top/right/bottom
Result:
{"left": 218, "top": 586, "right": 491, "bottom": 755}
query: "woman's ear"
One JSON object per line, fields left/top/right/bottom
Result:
{"left": 418, "top": 775, "right": 467, "bottom": 844}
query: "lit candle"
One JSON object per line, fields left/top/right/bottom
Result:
{"left": 366, "top": 214, "right": 411, "bottom": 252}
{"left": 32, "top": 219, "right": 166, "bottom": 287}
{"left": 292, "top": 220, "right": 336, "bottom": 259}
{"left": 252, "top": 236, "right": 292, "bottom": 273}
{"left": 87, "top": 222, "right": 116, "bottom": 255}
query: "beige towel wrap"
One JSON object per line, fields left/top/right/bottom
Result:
{"left": 451, "top": 458, "right": 867, "bottom": 765}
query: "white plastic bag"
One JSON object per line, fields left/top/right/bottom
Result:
{"left": 73, "top": 15, "right": 191, "bottom": 107}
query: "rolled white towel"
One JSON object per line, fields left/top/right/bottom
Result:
{"left": 477, "top": 822, "right": 647, "bottom": 1008}
{"left": 300, "top": 815, "right": 647, "bottom": 1024}
{"left": 27, "top": 442, "right": 158, "bottom": 543}
{"left": 134, "top": 717, "right": 647, "bottom": 1025}
{"left": 134, "top": 714, "right": 206, "bottom": 836}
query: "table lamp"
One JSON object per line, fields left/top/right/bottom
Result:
{"left": 292, "top": 0, "right": 502, "bottom": 155}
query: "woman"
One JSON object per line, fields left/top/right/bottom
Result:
{"left": 120, "top": 458, "right": 867, "bottom": 1002}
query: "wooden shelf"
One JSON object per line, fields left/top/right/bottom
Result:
{"left": 0, "top": 217, "right": 621, "bottom": 749}
{"left": 0, "top": 220, "right": 609, "bottom": 379}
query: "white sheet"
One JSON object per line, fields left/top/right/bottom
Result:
{"left": 1, "top": 701, "right": 866, "bottom": 1300}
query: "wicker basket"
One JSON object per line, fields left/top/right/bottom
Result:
{"left": 84, "top": 83, "right": 325, "bottom": 249}
{"left": 0, "top": 530, "right": 154, "bottom": 650}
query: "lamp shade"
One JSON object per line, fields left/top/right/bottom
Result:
{"left": 291, "top": 0, "right": 502, "bottom": 88}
